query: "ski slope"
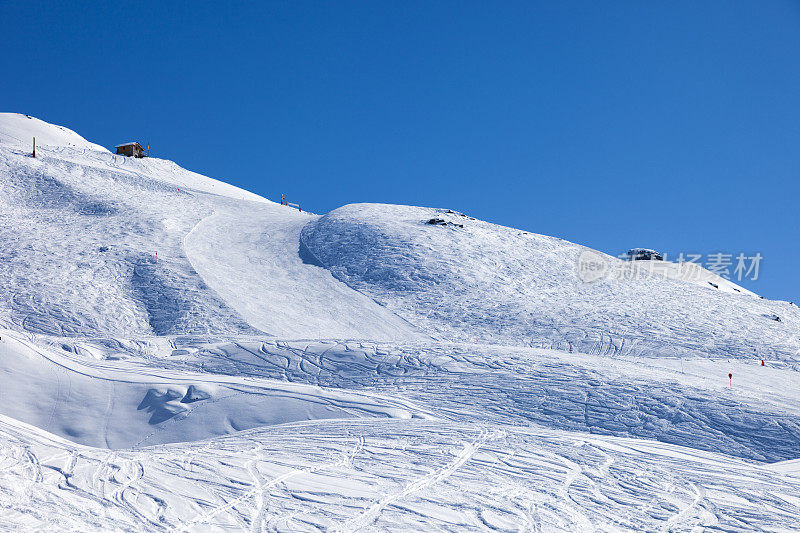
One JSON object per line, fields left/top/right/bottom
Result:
{"left": 0, "top": 329, "right": 427, "bottom": 449}
{"left": 1, "top": 113, "right": 799, "bottom": 531}
{"left": 184, "top": 204, "right": 425, "bottom": 341}
{"left": 301, "top": 203, "right": 800, "bottom": 359}
{"left": 3, "top": 415, "right": 800, "bottom": 531}
{"left": 0, "top": 113, "right": 108, "bottom": 153}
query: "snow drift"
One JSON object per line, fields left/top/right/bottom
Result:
{"left": 0, "top": 329, "right": 428, "bottom": 449}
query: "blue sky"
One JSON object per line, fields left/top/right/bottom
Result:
{"left": 2, "top": 1, "right": 799, "bottom": 300}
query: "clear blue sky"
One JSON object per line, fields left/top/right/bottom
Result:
{"left": 2, "top": 1, "right": 799, "bottom": 300}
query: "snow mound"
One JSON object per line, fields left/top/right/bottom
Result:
{"left": 0, "top": 330, "right": 428, "bottom": 449}
{"left": 301, "top": 203, "right": 800, "bottom": 360}
{"left": 0, "top": 113, "right": 109, "bottom": 152}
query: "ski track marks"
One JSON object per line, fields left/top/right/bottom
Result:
{"left": 3, "top": 115, "right": 800, "bottom": 532}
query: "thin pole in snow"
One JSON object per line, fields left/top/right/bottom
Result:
{"left": 32, "top": 137, "right": 36, "bottom": 158}
{"left": 728, "top": 372, "right": 732, "bottom": 389}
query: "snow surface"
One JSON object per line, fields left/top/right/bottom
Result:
{"left": 0, "top": 113, "right": 108, "bottom": 153}
{"left": 301, "top": 203, "right": 797, "bottom": 358}
{"left": 0, "top": 329, "right": 428, "bottom": 449}
{"left": 184, "top": 205, "right": 425, "bottom": 341}
{"left": 1, "top": 114, "right": 800, "bottom": 531}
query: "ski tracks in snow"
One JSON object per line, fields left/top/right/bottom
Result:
{"left": 174, "top": 436, "right": 365, "bottom": 532}
{"left": 336, "top": 429, "right": 497, "bottom": 532}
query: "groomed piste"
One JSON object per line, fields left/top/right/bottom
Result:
{"left": 1, "top": 113, "right": 799, "bottom": 531}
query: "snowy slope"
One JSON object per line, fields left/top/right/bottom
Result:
{"left": 0, "top": 115, "right": 418, "bottom": 340}
{"left": 0, "top": 113, "right": 108, "bottom": 152}
{"left": 3, "top": 416, "right": 800, "bottom": 531}
{"left": 301, "top": 203, "right": 800, "bottom": 359}
{"left": 1, "top": 114, "right": 800, "bottom": 531}
{"left": 0, "top": 329, "right": 427, "bottom": 449}
{"left": 126, "top": 337, "right": 800, "bottom": 462}
{"left": 184, "top": 204, "right": 425, "bottom": 341}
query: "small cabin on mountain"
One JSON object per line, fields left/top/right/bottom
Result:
{"left": 627, "top": 248, "right": 664, "bottom": 261}
{"left": 115, "top": 142, "right": 147, "bottom": 158}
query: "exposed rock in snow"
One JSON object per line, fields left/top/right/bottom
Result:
{"left": 626, "top": 247, "right": 664, "bottom": 261}
{"left": 426, "top": 217, "right": 464, "bottom": 228}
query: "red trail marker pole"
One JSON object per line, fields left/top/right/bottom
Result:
{"left": 728, "top": 372, "right": 732, "bottom": 389}
{"left": 32, "top": 137, "right": 36, "bottom": 158}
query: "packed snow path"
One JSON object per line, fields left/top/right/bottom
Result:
{"left": 184, "top": 201, "right": 425, "bottom": 341}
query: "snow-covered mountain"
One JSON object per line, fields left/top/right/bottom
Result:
{"left": 301, "top": 203, "right": 798, "bottom": 358}
{"left": 1, "top": 113, "right": 799, "bottom": 531}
